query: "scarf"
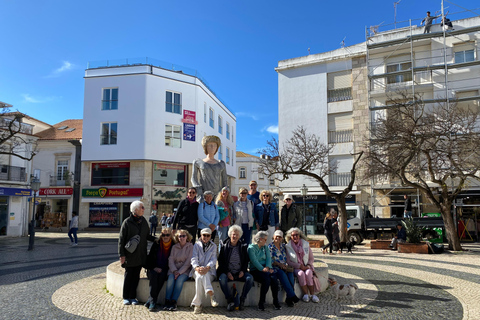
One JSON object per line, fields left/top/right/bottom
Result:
{"left": 157, "top": 239, "right": 172, "bottom": 268}
{"left": 202, "top": 240, "right": 212, "bottom": 253}
{"left": 291, "top": 239, "right": 305, "bottom": 265}
{"left": 188, "top": 197, "right": 196, "bottom": 204}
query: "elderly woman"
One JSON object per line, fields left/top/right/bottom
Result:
{"left": 268, "top": 230, "right": 300, "bottom": 307}
{"left": 216, "top": 187, "right": 234, "bottom": 243}
{"left": 233, "top": 187, "right": 255, "bottom": 245}
{"left": 217, "top": 225, "right": 253, "bottom": 311}
{"left": 145, "top": 227, "right": 174, "bottom": 311}
{"left": 191, "top": 135, "right": 228, "bottom": 199}
{"left": 280, "top": 194, "right": 302, "bottom": 235}
{"left": 173, "top": 187, "right": 199, "bottom": 243}
{"left": 190, "top": 228, "right": 219, "bottom": 314}
{"left": 197, "top": 190, "right": 220, "bottom": 240}
{"left": 248, "top": 231, "right": 281, "bottom": 311}
{"left": 118, "top": 200, "right": 156, "bottom": 305}
{"left": 163, "top": 229, "right": 194, "bottom": 311}
{"left": 285, "top": 228, "right": 319, "bottom": 303}
{"left": 254, "top": 190, "right": 279, "bottom": 245}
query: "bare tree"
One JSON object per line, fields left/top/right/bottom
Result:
{"left": 259, "top": 126, "right": 363, "bottom": 242}
{"left": 365, "top": 93, "right": 480, "bottom": 251}
{"left": 0, "top": 105, "right": 37, "bottom": 161}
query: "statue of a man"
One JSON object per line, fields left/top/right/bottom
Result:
{"left": 191, "top": 135, "right": 228, "bottom": 201}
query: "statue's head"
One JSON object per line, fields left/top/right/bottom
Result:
{"left": 201, "top": 135, "right": 221, "bottom": 155}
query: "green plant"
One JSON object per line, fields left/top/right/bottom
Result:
{"left": 402, "top": 218, "right": 422, "bottom": 244}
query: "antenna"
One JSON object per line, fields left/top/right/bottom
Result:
{"left": 340, "top": 37, "right": 346, "bottom": 48}
{"left": 308, "top": 48, "right": 311, "bottom": 55}
{"left": 394, "top": 0, "right": 401, "bottom": 29}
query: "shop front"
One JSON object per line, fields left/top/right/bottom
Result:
{"left": 0, "top": 187, "right": 32, "bottom": 236}
{"left": 455, "top": 191, "right": 480, "bottom": 242}
{"left": 81, "top": 187, "right": 144, "bottom": 228}
{"left": 36, "top": 187, "right": 73, "bottom": 230}
{"left": 152, "top": 162, "right": 187, "bottom": 216}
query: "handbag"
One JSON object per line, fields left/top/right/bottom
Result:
{"left": 286, "top": 265, "right": 294, "bottom": 273}
{"left": 312, "top": 270, "right": 322, "bottom": 294}
{"left": 125, "top": 234, "right": 140, "bottom": 253}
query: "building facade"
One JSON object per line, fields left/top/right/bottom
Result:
{"left": 80, "top": 58, "right": 236, "bottom": 229}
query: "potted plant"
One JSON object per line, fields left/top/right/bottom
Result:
{"left": 398, "top": 218, "right": 428, "bottom": 253}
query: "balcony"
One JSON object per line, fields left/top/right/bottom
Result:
{"left": 0, "top": 165, "right": 27, "bottom": 182}
{"left": 328, "top": 130, "right": 353, "bottom": 144}
{"left": 327, "top": 87, "right": 352, "bottom": 103}
{"left": 49, "top": 176, "right": 72, "bottom": 187}
{"left": 329, "top": 172, "right": 351, "bottom": 187}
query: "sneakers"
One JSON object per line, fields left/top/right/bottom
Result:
{"left": 302, "top": 294, "right": 310, "bottom": 302}
{"left": 239, "top": 298, "right": 245, "bottom": 311}
{"left": 148, "top": 302, "right": 156, "bottom": 311}
{"left": 169, "top": 300, "right": 177, "bottom": 311}
{"left": 285, "top": 297, "right": 294, "bottom": 307}
{"left": 71, "top": 243, "right": 78, "bottom": 246}
{"left": 193, "top": 305, "right": 202, "bottom": 314}
{"left": 273, "top": 300, "right": 282, "bottom": 310}
{"left": 258, "top": 302, "right": 265, "bottom": 311}
{"left": 123, "top": 299, "right": 131, "bottom": 305}
{"left": 163, "top": 299, "right": 171, "bottom": 311}
{"left": 130, "top": 299, "right": 140, "bottom": 305}
{"left": 227, "top": 301, "right": 235, "bottom": 311}
{"left": 311, "top": 295, "right": 320, "bottom": 303}
{"left": 210, "top": 294, "right": 219, "bottom": 307}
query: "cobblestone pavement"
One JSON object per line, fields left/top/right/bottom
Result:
{"left": 1, "top": 231, "right": 480, "bottom": 320}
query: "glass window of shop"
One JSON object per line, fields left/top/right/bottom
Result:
{"left": 91, "top": 162, "right": 130, "bottom": 186}
{"left": 0, "top": 197, "right": 8, "bottom": 236}
{"left": 40, "top": 199, "right": 68, "bottom": 228}
{"left": 89, "top": 202, "right": 120, "bottom": 227}
{"left": 153, "top": 163, "right": 186, "bottom": 186}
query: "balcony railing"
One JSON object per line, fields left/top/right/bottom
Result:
{"left": 329, "top": 172, "right": 351, "bottom": 186}
{"left": 327, "top": 87, "right": 352, "bottom": 102}
{"left": 0, "top": 165, "right": 27, "bottom": 182}
{"left": 328, "top": 130, "right": 353, "bottom": 144}
{"left": 0, "top": 118, "right": 34, "bottom": 135}
{"left": 49, "top": 176, "right": 71, "bottom": 186}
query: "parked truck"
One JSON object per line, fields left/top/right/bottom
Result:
{"left": 342, "top": 206, "right": 445, "bottom": 244}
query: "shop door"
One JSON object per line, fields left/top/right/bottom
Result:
{"left": 0, "top": 197, "right": 8, "bottom": 236}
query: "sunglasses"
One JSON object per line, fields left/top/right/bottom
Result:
{"left": 178, "top": 235, "right": 187, "bottom": 238}
{"left": 188, "top": 191, "right": 196, "bottom": 194}
{"left": 292, "top": 234, "right": 299, "bottom": 237}
{"left": 250, "top": 184, "right": 257, "bottom": 186}
{"left": 141, "top": 206, "right": 145, "bottom": 209}
{"left": 240, "top": 192, "right": 247, "bottom": 195}
{"left": 285, "top": 199, "right": 292, "bottom": 201}
{"left": 262, "top": 195, "right": 270, "bottom": 197}
{"left": 202, "top": 234, "right": 211, "bottom": 237}
{"left": 162, "top": 234, "right": 171, "bottom": 237}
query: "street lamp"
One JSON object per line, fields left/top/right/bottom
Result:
{"left": 28, "top": 177, "right": 41, "bottom": 251}
{"left": 300, "top": 184, "right": 308, "bottom": 235}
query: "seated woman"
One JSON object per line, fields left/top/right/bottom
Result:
{"left": 164, "top": 229, "right": 194, "bottom": 311}
{"left": 145, "top": 227, "right": 174, "bottom": 311}
{"left": 217, "top": 225, "right": 253, "bottom": 311}
{"left": 190, "top": 228, "right": 219, "bottom": 314}
{"left": 285, "top": 227, "right": 319, "bottom": 303}
{"left": 268, "top": 230, "right": 300, "bottom": 307}
{"left": 247, "top": 231, "right": 281, "bottom": 311}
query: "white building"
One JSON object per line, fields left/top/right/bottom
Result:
{"left": 0, "top": 110, "right": 40, "bottom": 237}
{"left": 32, "top": 119, "right": 82, "bottom": 231}
{"left": 80, "top": 58, "right": 236, "bottom": 229}
{"left": 232, "top": 151, "right": 278, "bottom": 197}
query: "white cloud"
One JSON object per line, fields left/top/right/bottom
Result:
{"left": 22, "top": 94, "right": 58, "bottom": 104}
{"left": 235, "top": 111, "right": 259, "bottom": 121}
{"left": 45, "top": 61, "right": 74, "bottom": 78}
{"left": 266, "top": 125, "right": 279, "bottom": 134}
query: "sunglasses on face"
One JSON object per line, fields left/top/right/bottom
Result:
{"left": 292, "top": 234, "right": 299, "bottom": 237}
{"left": 188, "top": 191, "right": 196, "bottom": 194}
{"left": 285, "top": 199, "right": 292, "bottom": 201}
{"left": 162, "top": 234, "right": 171, "bottom": 237}
{"left": 262, "top": 195, "right": 270, "bottom": 198}
{"left": 202, "top": 234, "right": 211, "bottom": 238}
{"left": 178, "top": 235, "right": 187, "bottom": 238}
{"left": 240, "top": 192, "right": 247, "bottom": 195}
{"left": 141, "top": 206, "right": 145, "bottom": 209}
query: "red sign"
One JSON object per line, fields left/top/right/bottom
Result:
{"left": 39, "top": 188, "right": 73, "bottom": 196}
{"left": 182, "top": 110, "right": 197, "bottom": 125}
{"left": 92, "top": 162, "right": 130, "bottom": 170}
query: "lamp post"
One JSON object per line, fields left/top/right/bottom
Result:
{"left": 300, "top": 184, "right": 308, "bottom": 235}
{"left": 28, "top": 177, "right": 41, "bottom": 251}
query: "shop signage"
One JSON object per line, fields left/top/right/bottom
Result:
{"left": 181, "top": 110, "right": 198, "bottom": 125}
{"left": 154, "top": 163, "right": 185, "bottom": 170}
{"left": 82, "top": 187, "right": 143, "bottom": 198}
{"left": 0, "top": 187, "right": 32, "bottom": 197}
{"left": 292, "top": 194, "right": 356, "bottom": 203}
{"left": 92, "top": 162, "right": 130, "bottom": 170}
{"left": 183, "top": 123, "right": 195, "bottom": 141}
{"left": 39, "top": 188, "right": 73, "bottom": 196}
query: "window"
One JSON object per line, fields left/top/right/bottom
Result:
{"left": 327, "top": 70, "right": 352, "bottom": 102}
{"left": 386, "top": 62, "right": 412, "bottom": 84}
{"left": 218, "top": 145, "right": 223, "bottom": 161}
{"left": 166, "top": 91, "right": 181, "bottom": 114}
{"left": 57, "top": 160, "right": 69, "bottom": 180}
{"left": 226, "top": 122, "right": 230, "bottom": 140}
{"left": 455, "top": 90, "right": 480, "bottom": 112}
{"left": 102, "top": 88, "right": 118, "bottom": 110}
{"left": 204, "top": 103, "right": 207, "bottom": 123}
{"left": 454, "top": 42, "right": 475, "bottom": 63}
{"left": 165, "top": 125, "right": 181, "bottom": 148}
{"left": 91, "top": 162, "right": 130, "bottom": 186}
{"left": 232, "top": 126, "right": 234, "bottom": 143}
{"left": 218, "top": 116, "right": 223, "bottom": 134}
{"left": 209, "top": 108, "right": 214, "bottom": 128}
{"left": 226, "top": 147, "right": 230, "bottom": 164}
{"left": 239, "top": 167, "right": 246, "bottom": 179}
{"left": 269, "top": 178, "right": 275, "bottom": 186}
{"left": 153, "top": 163, "right": 186, "bottom": 186}
{"left": 101, "top": 122, "right": 117, "bottom": 145}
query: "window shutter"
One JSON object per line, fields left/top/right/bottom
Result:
{"left": 327, "top": 70, "right": 352, "bottom": 90}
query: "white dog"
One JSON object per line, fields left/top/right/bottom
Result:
{"left": 328, "top": 278, "right": 358, "bottom": 299}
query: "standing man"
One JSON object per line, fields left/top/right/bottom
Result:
{"left": 68, "top": 211, "right": 79, "bottom": 246}
{"left": 279, "top": 194, "right": 302, "bottom": 236}
{"left": 404, "top": 195, "right": 412, "bottom": 219}
{"left": 421, "top": 11, "right": 440, "bottom": 33}
{"left": 247, "top": 180, "right": 261, "bottom": 237}
{"left": 149, "top": 210, "right": 158, "bottom": 236}
{"left": 161, "top": 213, "right": 167, "bottom": 227}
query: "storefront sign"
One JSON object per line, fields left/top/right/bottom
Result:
{"left": 82, "top": 187, "right": 143, "bottom": 198}
{"left": 183, "top": 123, "right": 195, "bottom": 141}
{"left": 0, "top": 187, "right": 32, "bottom": 197}
{"left": 39, "top": 188, "right": 73, "bottom": 196}
{"left": 292, "top": 194, "right": 356, "bottom": 203}
{"left": 89, "top": 203, "right": 119, "bottom": 227}
{"left": 92, "top": 162, "right": 130, "bottom": 170}
{"left": 182, "top": 110, "right": 198, "bottom": 125}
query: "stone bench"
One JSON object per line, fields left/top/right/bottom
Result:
{"left": 106, "top": 261, "right": 329, "bottom": 307}
{"left": 370, "top": 239, "right": 392, "bottom": 249}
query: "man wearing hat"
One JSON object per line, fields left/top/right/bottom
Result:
{"left": 280, "top": 194, "right": 302, "bottom": 236}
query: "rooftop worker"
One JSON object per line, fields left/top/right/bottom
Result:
{"left": 421, "top": 11, "right": 440, "bottom": 33}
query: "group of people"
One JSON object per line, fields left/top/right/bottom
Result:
{"left": 421, "top": 10, "right": 454, "bottom": 33}
{"left": 149, "top": 212, "right": 175, "bottom": 236}
{"left": 118, "top": 194, "right": 317, "bottom": 313}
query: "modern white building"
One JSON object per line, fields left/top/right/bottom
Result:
{"left": 232, "top": 151, "right": 279, "bottom": 197}
{"left": 80, "top": 58, "right": 236, "bottom": 229}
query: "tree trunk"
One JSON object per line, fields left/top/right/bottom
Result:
{"left": 336, "top": 196, "right": 349, "bottom": 243}
{"left": 440, "top": 201, "right": 462, "bottom": 251}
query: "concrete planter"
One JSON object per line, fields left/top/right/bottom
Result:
{"left": 397, "top": 242, "right": 429, "bottom": 254}
{"left": 308, "top": 239, "right": 324, "bottom": 248}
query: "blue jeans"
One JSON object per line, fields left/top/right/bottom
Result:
{"left": 218, "top": 226, "right": 229, "bottom": 243}
{"left": 150, "top": 223, "right": 157, "bottom": 236}
{"left": 165, "top": 273, "right": 189, "bottom": 302}
{"left": 68, "top": 228, "right": 78, "bottom": 243}
{"left": 218, "top": 272, "right": 254, "bottom": 302}
{"left": 404, "top": 211, "right": 412, "bottom": 218}
{"left": 241, "top": 224, "right": 252, "bottom": 245}
{"left": 274, "top": 268, "right": 296, "bottom": 298}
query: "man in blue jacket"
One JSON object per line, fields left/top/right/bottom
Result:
{"left": 390, "top": 223, "right": 407, "bottom": 250}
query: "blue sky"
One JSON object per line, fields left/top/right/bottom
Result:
{"left": 1, "top": 0, "right": 478, "bottom": 155}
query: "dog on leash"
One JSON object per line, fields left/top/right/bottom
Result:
{"left": 338, "top": 240, "right": 356, "bottom": 254}
{"left": 328, "top": 277, "right": 358, "bottom": 299}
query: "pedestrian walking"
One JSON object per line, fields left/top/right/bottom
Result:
{"left": 149, "top": 211, "right": 158, "bottom": 236}
{"left": 68, "top": 211, "right": 79, "bottom": 246}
